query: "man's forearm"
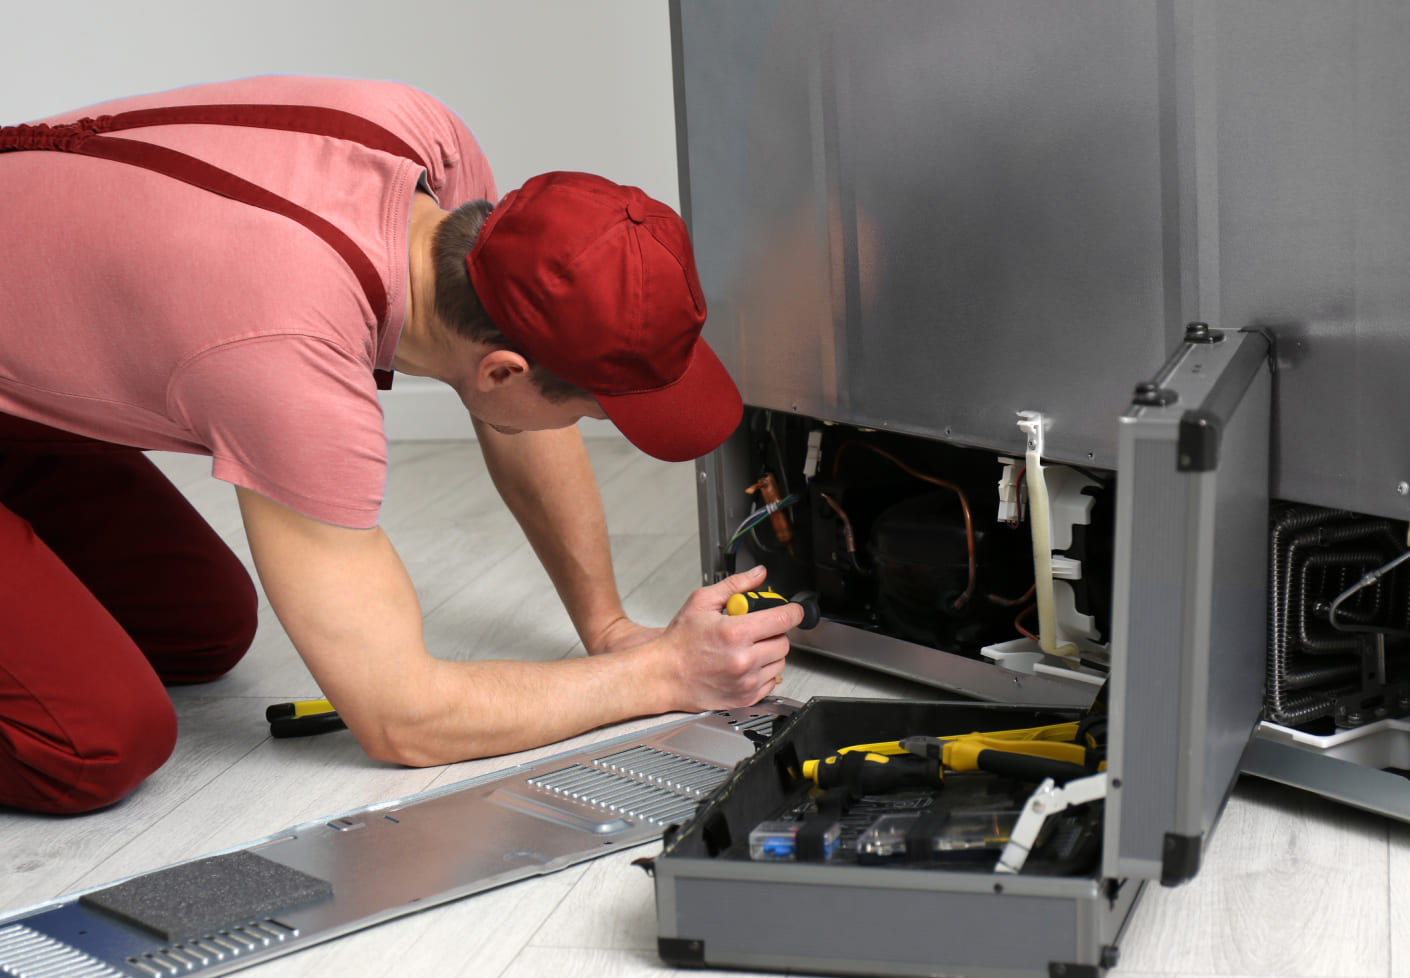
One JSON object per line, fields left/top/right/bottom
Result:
{"left": 473, "top": 419, "right": 630, "bottom": 651}
{"left": 376, "top": 647, "right": 676, "bottom": 765}
{"left": 236, "top": 485, "right": 674, "bottom": 765}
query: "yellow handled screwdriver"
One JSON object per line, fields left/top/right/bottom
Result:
{"left": 725, "top": 588, "right": 821, "bottom": 629}
{"left": 266, "top": 698, "right": 347, "bottom": 738}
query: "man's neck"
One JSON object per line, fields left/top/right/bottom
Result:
{"left": 394, "top": 193, "right": 456, "bottom": 380}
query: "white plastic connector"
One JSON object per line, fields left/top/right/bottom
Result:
{"left": 1049, "top": 555, "right": 1082, "bottom": 581}
{"left": 994, "top": 772, "right": 1108, "bottom": 875}
{"left": 996, "top": 456, "right": 1021, "bottom": 523}
{"left": 802, "top": 430, "right": 824, "bottom": 482}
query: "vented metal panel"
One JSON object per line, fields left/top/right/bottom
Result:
{"left": 526, "top": 747, "right": 729, "bottom": 826}
{"left": 123, "top": 921, "right": 297, "bottom": 977}
{"left": 0, "top": 704, "right": 793, "bottom": 978}
{"left": 0, "top": 924, "right": 125, "bottom": 978}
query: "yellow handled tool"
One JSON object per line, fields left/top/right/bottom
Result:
{"left": 802, "top": 720, "right": 1104, "bottom": 790}
{"left": 725, "top": 587, "right": 822, "bottom": 629}
{"left": 266, "top": 698, "right": 347, "bottom": 738}
{"left": 725, "top": 589, "right": 787, "bottom": 616}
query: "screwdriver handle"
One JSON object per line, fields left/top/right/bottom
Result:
{"left": 725, "top": 588, "right": 822, "bottom": 629}
{"left": 725, "top": 590, "right": 789, "bottom": 616}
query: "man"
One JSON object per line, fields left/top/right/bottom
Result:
{"left": 0, "top": 76, "right": 800, "bottom": 814}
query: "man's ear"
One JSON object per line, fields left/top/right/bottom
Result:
{"left": 476, "top": 349, "right": 531, "bottom": 392}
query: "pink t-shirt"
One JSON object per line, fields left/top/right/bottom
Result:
{"left": 0, "top": 76, "right": 496, "bottom": 527}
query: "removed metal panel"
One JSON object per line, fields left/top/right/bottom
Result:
{"left": 0, "top": 703, "right": 794, "bottom": 978}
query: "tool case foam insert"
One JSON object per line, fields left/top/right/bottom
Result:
{"left": 655, "top": 329, "right": 1274, "bottom": 978}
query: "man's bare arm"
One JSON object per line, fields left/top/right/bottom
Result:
{"left": 236, "top": 486, "right": 796, "bottom": 766}
{"left": 472, "top": 419, "right": 650, "bottom": 654}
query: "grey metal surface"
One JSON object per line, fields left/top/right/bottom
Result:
{"left": 675, "top": 0, "right": 1410, "bottom": 519}
{"left": 791, "top": 620, "right": 1097, "bottom": 710}
{"left": 675, "top": 0, "right": 1169, "bottom": 470}
{"left": 662, "top": 871, "right": 1134, "bottom": 978}
{"left": 1243, "top": 726, "right": 1410, "bottom": 823}
{"left": 0, "top": 704, "right": 794, "bottom": 978}
{"left": 1104, "top": 330, "right": 1270, "bottom": 881}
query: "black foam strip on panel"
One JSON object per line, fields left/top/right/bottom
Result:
{"left": 79, "top": 850, "right": 332, "bottom": 940}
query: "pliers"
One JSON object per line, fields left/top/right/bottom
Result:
{"left": 802, "top": 719, "right": 1105, "bottom": 791}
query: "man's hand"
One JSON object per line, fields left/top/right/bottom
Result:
{"left": 636, "top": 564, "right": 802, "bottom": 712}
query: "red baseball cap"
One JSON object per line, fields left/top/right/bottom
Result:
{"left": 465, "top": 171, "right": 742, "bottom": 462}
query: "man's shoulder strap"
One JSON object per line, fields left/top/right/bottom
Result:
{"left": 0, "top": 102, "right": 434, "bottom": 389}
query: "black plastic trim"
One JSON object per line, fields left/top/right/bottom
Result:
{"left": 1048, "top": 962, "right": 1101, "bottom": 978}
{"left": 1160, "top": 831, "right": 1203, "bottom": 885}
{"left": 659, "top": 937, "right": 706, "bottom": 966}
{"left": 1177, "top": 408, "right": 1221, "bottom": 472}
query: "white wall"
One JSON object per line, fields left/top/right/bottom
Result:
{"left": 1, "top": 0, "right": 678, "bottom": 441}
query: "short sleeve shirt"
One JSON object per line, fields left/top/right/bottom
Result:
{"left": 0, "top": 76, "right": 497, "bottom": 527}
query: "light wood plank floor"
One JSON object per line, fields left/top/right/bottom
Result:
{"left": 1, "top": 437, "right": 1404, "bottom": 978}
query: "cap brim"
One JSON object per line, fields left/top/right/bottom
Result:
{"left": 596, "top": 341, "right": 743, "bottom": 463}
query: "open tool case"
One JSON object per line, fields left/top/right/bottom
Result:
{"left": 653, "top": 328, "right": 1273, "bottom": 977}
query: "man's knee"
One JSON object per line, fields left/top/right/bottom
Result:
{"left": 0, "top": 688, "right": 177, "bottom": 814}
{"left": 146, "top": 557, "right": 259, "bottom": 685}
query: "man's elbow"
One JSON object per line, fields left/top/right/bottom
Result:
{"left": 347, "top": 711, "right": 459, "bottom": 768}
{"left": 360, "top": 733, "right": 445, "bottom": 768}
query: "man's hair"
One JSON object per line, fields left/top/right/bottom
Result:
{"left": 431, "top": 200, "right": 588, "bottom": 404}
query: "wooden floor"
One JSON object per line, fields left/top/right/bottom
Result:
{"left": 1, "top": 437, "right": 1407, "bottom": 978}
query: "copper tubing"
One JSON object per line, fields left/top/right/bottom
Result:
{"left": 988, "top": 584, "right": 1036, "bottom": 608}
{"left": 819, "top": 492, "right": 858, "bottom": 556}
{"left": 748, "top": 473, "right": 794, "bottom": 550}
{"left": 1014, "top": 604, "right": 1039, "bottom": 643}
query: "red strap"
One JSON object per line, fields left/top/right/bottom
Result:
{"left": 76, "top": 135, "right": 391, "bottom": 330}
{"left": 1, "top": 104, "right": 430, "bottom": 390}
{"left": 105, "top": 104, "right": 424, "bottom": 163}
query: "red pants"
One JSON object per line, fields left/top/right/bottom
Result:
{"left": 0, "top": 417, "right": 257, "bottom": 813}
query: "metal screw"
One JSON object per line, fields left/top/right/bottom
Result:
{"left": 698, "top": 471, "right": 707, "bottom": 484}
{"left": 1397, "top": 482, "right": 1408, "bottom": 496}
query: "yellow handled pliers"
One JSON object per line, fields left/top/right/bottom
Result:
{"left": 802, "top": 720, "right": 1104, "bottom": 789}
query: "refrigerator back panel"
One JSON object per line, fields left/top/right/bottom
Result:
{"left": 673, "top": 0, "right": 1410, "bottom": 520}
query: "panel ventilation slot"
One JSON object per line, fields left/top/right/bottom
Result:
{"left": 0, "top": 923, "right": 126, "bottom": 978}
{"left": 714, "top": 710, "right": 779, "bottom": 740}
{"left": 125, "top": 918, "right": 297, "bottom": 975}
{"left": 526, "top": 747, "right": 729, "bottom": 826}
